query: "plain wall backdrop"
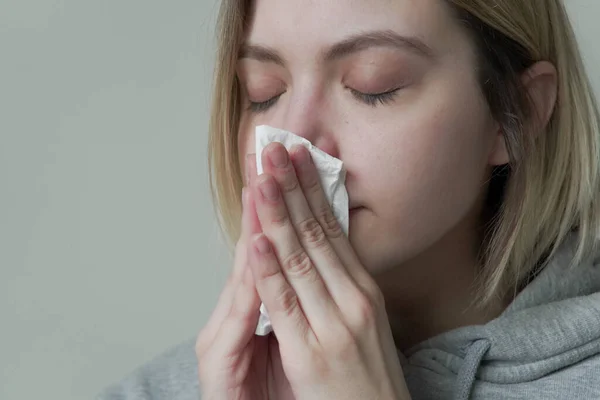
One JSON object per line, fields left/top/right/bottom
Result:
{"left": 2, "top": 1, "right": 600, "bottom": 399}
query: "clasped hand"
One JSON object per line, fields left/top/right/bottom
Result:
{"left": 196, "top": 142, "right": 411, "bottom": 400}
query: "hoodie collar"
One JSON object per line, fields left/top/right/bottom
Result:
{"left": 404, "top": 233, "right": 600, "bottom": 395}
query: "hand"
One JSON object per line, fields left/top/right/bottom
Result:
{"left": 246, "top": 142, "right": 412, "bottom": 400}
{"left": 195, "top": 157, "right": 294, "bottom": 400}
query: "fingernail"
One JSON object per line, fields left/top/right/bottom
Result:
{"left": 241, "top": 187, "right": 247, "bottom": 209}
{"left": 254, "top": 234, "right": 271, "bottom": 255}
{"left": 259, "top": 178, "right": 280, "bottom": 201}
{"left": 269, "top": 147, "right": 289, "bottom": 168}
{"left": 293, "top": 146, "right": 311, "bottom": 166}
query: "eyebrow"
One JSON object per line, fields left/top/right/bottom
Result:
{"left": 238, "top": 30, "right": 434, "bottom": 67}
{"left": 239, "top": 45, "right": 285, "bottom": 65}
{"left": 326, "top": 30, "right": 434, "bottom": 61}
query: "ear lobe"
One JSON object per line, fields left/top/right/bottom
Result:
{"left": 521, "top": 61, "right": 558, "bottom": 136}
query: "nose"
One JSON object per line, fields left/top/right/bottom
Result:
{"left": 274, "top": 92, "right": 340, "bottom": 159}
{"left": 299, "top": 132, "right": 338, "bottom": 159}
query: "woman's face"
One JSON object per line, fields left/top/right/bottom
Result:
{"left": 237, "top": 0, "right": 505, "bottom": 276}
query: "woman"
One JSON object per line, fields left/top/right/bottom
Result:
{"left": 98, "top": 0, "right": 600, "bottom": 399}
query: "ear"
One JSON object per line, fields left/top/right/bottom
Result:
{"left": 522, "top": 60, "right": 558, "bottom": 135}
{"left": 488, "top": 61, "right": 558, "bottom": 167}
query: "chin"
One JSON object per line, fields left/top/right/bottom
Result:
{"left": 348, "top": 208, "right": 427, "bottom": 277}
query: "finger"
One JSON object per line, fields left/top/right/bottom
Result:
{"left": 205, "top": 266, "right": 261, "bottom": 361}
{"left": 198, "top": 153, "right": 260, "bottom": 355}
{"left": 232, "top": 156, "right": 262, "bottom": 286}
{"left": 197, "top": 187, "right": 257, "bottom": 354}
{"left": 289, "top": 146, "right": 387, "bottom": 332}
{"left": 246, "top": 153, "right": 258, "bottom": 186}
{"left": 245, "top": 154, "right": 262, "bottom": 232}
{"left": 230, "top": 188, "right": 253, "bottom": 282}
{"left": 250, "top": 171, "right": 345, "bottom": 340}
{"left": 261, "top": 143, "right": 361, "bottom": 304}
{"left": 248, "top": 233, "right": 314, "bottom": 348}
{"left": 289, "top": 145, "right": 372, "bottom": 289}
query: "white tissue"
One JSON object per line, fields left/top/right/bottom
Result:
{"left": 254, "top": 125, "right": 349, "bottom": 336}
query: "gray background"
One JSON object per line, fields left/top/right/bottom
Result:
{"left": 1, "top": 1, "right": 599, "bottom": 399}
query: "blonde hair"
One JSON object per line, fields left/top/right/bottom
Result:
{"left": 208, "top": 0, "right": 600, "bottom": 305}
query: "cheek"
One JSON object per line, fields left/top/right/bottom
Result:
{"left": 356, "top": 98, "right": 492, "bottom": 203}
{"left": 347, "top": 84, "right": 494, "bottom": 266}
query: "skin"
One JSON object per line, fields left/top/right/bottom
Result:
{"left": 196, "top": 0, "right": 557, "bottom": 398}
{"left": 236, "top": 0, "right": 509, "bottom": 349}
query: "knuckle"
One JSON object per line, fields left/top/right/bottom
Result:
{"left": 281, "top": 250, "right": 314, "bottom": 278}
{"left": 373, "top": 289, "right": 386, "bottom": 311}
{"left": 364, "top": 280, "right": 386, "bottom": 310}
{"left": 304, "top": 351, "right": 329, "bottom": 381}
{"left": 329, "top": 329, "right": 360, "bottom": 360}
{"left": 298, "top": 218, "right": 327, "bottom": 248}
{"left": 287, "top": 341, "right": 328, "bottom": 384}
{"left": 303, "top": 171, "right": 321, "bottom": 194}
{"left": 228, "top": 307, "right": 256, "bottom": 328}
{"left": 232, "top": 283, "right": 259, "bottom": 317}
{"left": 229, "top": 298, "right": 247, "bottom": 318}
{"left": 270, "top": 210, "right": 290, "bottom": 229}
{"left": 274, "top": 285, "right": 300, "bottom": 317}
{"left": 279, "top": 172, "right": 300, "bottom": 194}
{"left": 257, "top": 258, "right": 281, "bottom": 282}
{"left": 317, "top": 207, "right": 343, "bottom": 238}
{"left": 352, "top": 293, "right": 378, "bottom": 328}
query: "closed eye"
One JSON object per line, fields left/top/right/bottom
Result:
{"left": 247, "top": 93, "right": 284, "bottom": 113}
{"left": 350, "top": 87, "right": 401, "bottom": 107}
{"left": 247, "top": 87, "right": 400, "bottom": 112}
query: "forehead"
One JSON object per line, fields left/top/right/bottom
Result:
{"left": 246, "top": 0, "right": 459, "bottom": 52}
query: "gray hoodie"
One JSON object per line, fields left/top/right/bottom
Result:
{"left": 97, "top": 235, "right": 600, "bottom": 399}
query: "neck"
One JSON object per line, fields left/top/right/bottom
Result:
{"left": 374, "top": 206, "right": 508, "bottom": 352}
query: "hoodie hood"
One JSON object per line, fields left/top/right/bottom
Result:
{"left": 403, "top": 234, "right": 600, "bottom": 400}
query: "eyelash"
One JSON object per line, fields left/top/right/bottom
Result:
{"left": 248, "top": 93, "right": 284, "bottom": 113}
{"left": 247, "top": 87, "right": 401, "bottom": 113}
{"left": 349, "top": 88, "right": 401, "bottom": 107}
